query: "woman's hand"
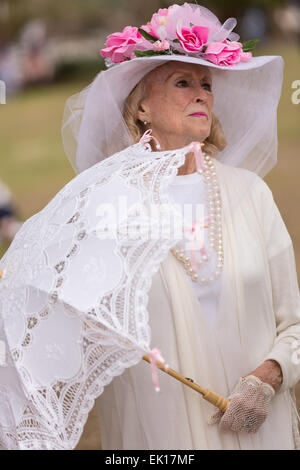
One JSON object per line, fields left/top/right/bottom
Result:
{"left": 207, "top": 372, "right": 276, "bottom": 433}
{"left": 247, "top": 359, "right": 283, "bottom": 392}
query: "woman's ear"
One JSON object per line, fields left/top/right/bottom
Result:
{"left": 137, "top": 100, "right": 151, "bottom": 124}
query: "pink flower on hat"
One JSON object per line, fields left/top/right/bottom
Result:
{"left": 100, "top": 26, "right": 152, "bottom": 63}
{"left": 202, "top": 40, "right": 252, "bottom": 66}
{"left": 176, "top": 24, "right": 209, "bottom": 53}
{"left": 165, "top": 3, "right": 208, "bottom": 40}
{"left": 153, "top": 39, "right": 170, "bottom": 51}
{"left": 142, "top": 8, "right": 169, "bottom": 40}
{"left": 100, "top": 4, "right": 257, "bottom": 66}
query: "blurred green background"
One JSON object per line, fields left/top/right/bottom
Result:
{"left": 0, "top": 0, "right": 299, "bottom": 450}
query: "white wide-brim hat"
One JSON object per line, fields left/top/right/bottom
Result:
{"left": 62, "top": 7, "right": 284, "bottom": 178}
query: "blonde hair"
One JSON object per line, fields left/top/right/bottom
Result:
{"left": 123, "top": 67, "right": 227, "bottom": 157}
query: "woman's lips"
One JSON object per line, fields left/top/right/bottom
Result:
{"left": 189, "top": 112, "right": 208, "bottom": 118}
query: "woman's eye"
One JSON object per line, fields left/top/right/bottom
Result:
{"left": 203, "top": 83, "right": 212, "bottom": 91}
{"left": 176, "top": 80, "right": 188, "bottom": 88}
{"left": 176, "top": 80, "right": 212, "bottom": 91}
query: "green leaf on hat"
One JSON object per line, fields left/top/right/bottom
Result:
{"left": 241, "top": 39, "right": 260, "bottom": 53}
{"left": 133, "top": 50, "right": 169, "bottom": 58}
{"left": 138, "top": 28, "right": 159, "bottom": 43}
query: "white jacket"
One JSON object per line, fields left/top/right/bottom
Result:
{"left": 96, "top": 157, "right": 300, "bottom": 449}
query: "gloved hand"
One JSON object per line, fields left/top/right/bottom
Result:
{"left": 207, "top": 375, "right": 275, "bottom": 433}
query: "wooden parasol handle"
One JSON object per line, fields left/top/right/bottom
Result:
{"left": 143, "top": 354, "right": 229, "bottom": 412}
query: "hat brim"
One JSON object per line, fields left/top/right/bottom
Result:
{"left": 106, "top": 53, "right": 281, "bottom": 73}
{"left": 100, "top": 53, "right": 283, "bottom": 108}
{"left": 71, "top": 52, "right": 283, "bottom": 177}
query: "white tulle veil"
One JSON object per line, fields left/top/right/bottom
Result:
{"left": 61, "top": 43, "right": 284, "bottom": 180}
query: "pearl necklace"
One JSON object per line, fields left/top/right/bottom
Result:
{"left": 170, "top": 153, "right": 224, "bottom": 284}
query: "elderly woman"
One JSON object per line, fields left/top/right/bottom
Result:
{"left": 0, "top": 3, "right": 299, "bottom": 450}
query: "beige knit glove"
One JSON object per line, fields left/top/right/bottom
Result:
{"left": 207, "top": 375, "right": 275, "bottom": 433}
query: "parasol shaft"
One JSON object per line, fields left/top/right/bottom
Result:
{"left": 143, "top": 355, "right": 229, "bottom": 412}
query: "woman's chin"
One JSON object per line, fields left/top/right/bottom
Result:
{"left": 182, "top": 127, "right": 210, "bottom": 143}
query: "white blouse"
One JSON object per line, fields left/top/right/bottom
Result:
{"left": 167, "top": 171, "right": 222, "bottom": 329}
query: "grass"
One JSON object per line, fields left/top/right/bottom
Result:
{"left": 0, "top": 81, "right": 83, "bottom": 214}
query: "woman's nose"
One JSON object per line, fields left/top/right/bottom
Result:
{"left": 194, "top": 89, "right": 207, "bottom": 103}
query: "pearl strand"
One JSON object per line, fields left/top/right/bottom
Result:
{"left": 170, "top": 153, "right": 224, "bottom": 284}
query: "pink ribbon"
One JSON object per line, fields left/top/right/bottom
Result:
{"left": 149, "top": 347, "right": 169, "bottom": 392}
{"left": 181, "top": 142, "right": 209, "bottom": 273}
{"left": 183, "top": 217, "right": 211, "bottom": 272}
{"left": 139, "top": 129, "right": 161, "bottom": 151}
{"left": 188, "top": 141, "right": 206, "bottom": 172}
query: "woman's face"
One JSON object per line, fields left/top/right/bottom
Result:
{"left": 137, "top": 61, "right": 213, "bottom": 151}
